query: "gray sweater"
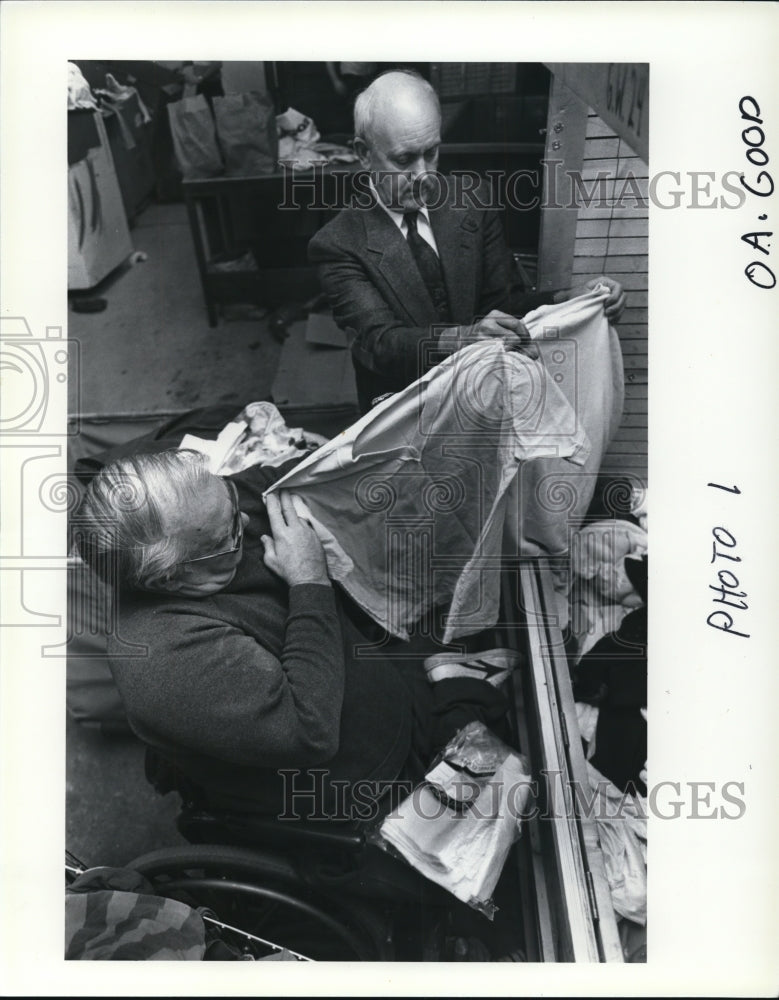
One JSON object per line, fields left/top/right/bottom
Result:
{"left": 108, "top": 462, "right": 414, "bottom": 816}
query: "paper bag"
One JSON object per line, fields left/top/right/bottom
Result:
{"left": 213, "top": 92, "right": 278, "bottom": 176}
{"left": 167, "top": 95, "right": 223, "bottom": 179}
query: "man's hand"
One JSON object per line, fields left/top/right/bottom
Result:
{"left": 556, "top": 276, "right": 626, "bottom": 323}
{"left": 261, "top": 492, "right": 330, "bottom": 587}
{"left": 459, "top": 310, "right": 540, "bottom": 359}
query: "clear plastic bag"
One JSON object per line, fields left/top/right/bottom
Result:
{"left": 376, "top": 722, "right": 532, "bottom": 918}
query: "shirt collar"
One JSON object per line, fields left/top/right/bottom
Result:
{"left": 368, "top": 178, "right": 431, "bottom": 231}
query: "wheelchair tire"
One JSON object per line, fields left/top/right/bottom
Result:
{"left": 126, "top": 843, "right": 390, "bottom": 961}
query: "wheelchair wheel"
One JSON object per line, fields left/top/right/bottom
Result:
{"left": 127, "top": 844, "right": 391, "bottom": 961}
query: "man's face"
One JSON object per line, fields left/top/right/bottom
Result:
{"left": 159, "top": 475, "right": 249, "bottom": 597}
{"left": 358, "top": 95, "right": 441, "bottom": 212}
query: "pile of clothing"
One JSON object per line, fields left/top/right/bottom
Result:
{"left": 568, "top": 493, "right": 648, "bottom": 928}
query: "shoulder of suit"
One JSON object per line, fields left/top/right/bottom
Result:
{"left": 309, "top": 201, "right": 375, "bottom": 252}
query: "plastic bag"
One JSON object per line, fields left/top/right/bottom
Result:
{"left": 167, "top": 95, "right": 223, "bottom": 179}
{"left": 276, "top": 107, "right": 328, "bottom": 171}
{"left": 377, "top": 722, "right": 532, "bottom": 918}
{"left": 213, "top": 92, "right": 278, "bottom": 176}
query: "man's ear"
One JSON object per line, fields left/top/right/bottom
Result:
{"left": 144, "top": 571, "right": 182, "bottom": 594}
{"left": 353, "top": 136, "right": 371, "bottom": 169}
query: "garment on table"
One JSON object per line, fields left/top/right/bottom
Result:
{"left": 505, "top": 286, "right": 626, "bottom": 557}
{"left": 379, "top": 722, "right": 532, "bottom": 916}
{"left": 267, "top": 337, "right": 590, "bottom": 642}
{"left": 568, "top": 519, "right": 648, "bottom": 659}
{"left": 586, "top": 762, "right": 647, "bottom": 926}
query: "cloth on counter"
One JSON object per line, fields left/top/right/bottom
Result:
{"left": 586, "top": 762, "right": 647, "bottom": 926}
{"left": 505, "top": 286, "right": 625, "bottom": 558}
{"left": 575, "top": 701, "right": 600, "bottom": 751}
{"left": 569, "top": 518, "right": 648, "bottom": 660}
{"left": 379, "top": 722, "right": 532, "bottom": 916}
{"left": 267, "top": 339, "right": 590, "bottom": 642}
{"left": 179, "top": 401, "right": 327, "bottom": 475}
{"left": 276, "top": 107, "right": 358, "bottom": 170}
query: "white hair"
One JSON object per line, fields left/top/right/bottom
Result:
{"left": 354, "top": 69, "right": 440, "bottom": 146}
{"left": 75, "top": 449, "right": 215, "bottom": 589}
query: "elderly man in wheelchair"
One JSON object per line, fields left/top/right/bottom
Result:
{"left": 73, "top": 438, "right": 526, "bottom": 961}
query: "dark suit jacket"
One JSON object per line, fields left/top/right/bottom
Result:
{"left": 309, "top": 176, "right": 554, "bottom": 411}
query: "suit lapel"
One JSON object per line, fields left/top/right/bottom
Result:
{"left": 429, "top": 191, "right": 478, "bottom": 322}
{"left": 363, "top": 203, "right": 439, "bottom": 326}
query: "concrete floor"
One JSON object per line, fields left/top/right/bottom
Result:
{"left": 68, "top": 201, "right": 282, "bottom": 416}
{"left": 67, "top": 199, "right": 284, "bottom": 869}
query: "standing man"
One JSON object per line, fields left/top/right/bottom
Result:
{"left": 309, "top": 69, "right": 625, "bottom": 412}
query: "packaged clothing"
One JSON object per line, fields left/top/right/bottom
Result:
{"left": 268, "top": 338, "right": 590, "bottom": 641}
{"left": 378, "top": 722, "right": 532, "bottom": 917}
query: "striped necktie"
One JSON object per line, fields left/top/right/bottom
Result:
{"left": 403, "top": 211, "right": 450, "bottom": 321}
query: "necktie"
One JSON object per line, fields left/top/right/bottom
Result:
{"left": 403, "top": 211, "right": 450, "bottom": 321}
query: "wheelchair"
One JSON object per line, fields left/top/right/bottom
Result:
{"left": 111, "top": 748, "right": 527, "bottom": 962}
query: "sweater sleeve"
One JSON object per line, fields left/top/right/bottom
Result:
{"left": 116, "top": 584, "right": 346, "bottom": 768}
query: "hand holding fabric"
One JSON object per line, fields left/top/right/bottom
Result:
{"left": 443, "top": 310, "right": 539, "bottom": 360}
{"left": 557, "top": 276, "right": 626, "bottom": 323}
{"left": 262, "top": 492, "right": 330, "bottom": 587}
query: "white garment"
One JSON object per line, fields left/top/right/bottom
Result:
{"left": 587, "top": 762, "right": 647, "bottom": 925}
{"left": 269, "top": 337, "right": 589, "bottom": 641}
{"left": 379, "top": 723, "right": 532, "bottom": 912}
{"left": 269, "top": 289, "right": 622, "bottom": 641}
{"left": 506, "top": 286, "right": 625, "bottom": 556}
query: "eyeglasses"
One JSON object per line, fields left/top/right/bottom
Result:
{"left": 182, "top": 478, "right": 243, "bottom": 568}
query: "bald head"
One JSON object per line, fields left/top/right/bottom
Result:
{"left": 353, "top": 71, "right": 443, "bottom": 212}
{"left": 354, "top": 71, "right": 441, "bottom": 147}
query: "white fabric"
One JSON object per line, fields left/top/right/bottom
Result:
{"left": 268, "top": 337, "right": 590, "bottom": 641}
{"left": 380, "top": 730, "right": 532, "bottom": 912}
{"left": 505, "top": 286, "right": 625, "bottom": 557}
{"left": 568, "top": 517, "right": 648, "bottom": 660}
{"left": 587, "top": 762, "right": 647, "bottom": 925}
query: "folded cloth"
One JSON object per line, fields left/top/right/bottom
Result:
{"left": 379, "top": 722, "right": 532, "bottom": 915}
